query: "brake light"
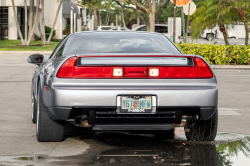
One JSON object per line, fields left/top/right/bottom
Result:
{"left": 56, "top": 57, "right": 213, "bottom": 78}
{"left": 194, "top": 57, "right": 213, "bottom": 78}
{"left": 57, "top": 57, "right": 77, "bottom": 78}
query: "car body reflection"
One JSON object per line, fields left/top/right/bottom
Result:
{"left": 93, "top": 132, "right": 218, "bottom": 166}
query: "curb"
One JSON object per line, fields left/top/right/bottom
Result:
{"left": 0, "top": 51, "right": 52, "bottom": 54}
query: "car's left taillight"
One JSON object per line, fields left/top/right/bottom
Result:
{"left": 57, "top": 57, "right": 124, "bottom": 78}
{"left": 57, "top": 57, "right": 77, "bottom": 78}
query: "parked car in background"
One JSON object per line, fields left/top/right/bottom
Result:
{"left": 200, "top": 25, "right": 250, "bottom": 40}
{"left": 97, "top": 26, "right": 113, "bottom": 31}
{"left": 109, "top": 26, "right": 127, "bottom": 31}
{"left": 132, "top": 24, "right": 181, "bottom": 44}
{"left": 132, "top": 24, "right": 168, "bottom": 34}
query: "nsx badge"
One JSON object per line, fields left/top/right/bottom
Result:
{"left": 128, "top": 109, "right": 146, "bottom": 112}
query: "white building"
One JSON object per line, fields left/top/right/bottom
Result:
{"left": 0, "top": 0, "right": 84, "bottom": 40}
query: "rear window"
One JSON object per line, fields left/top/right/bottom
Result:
{"left": 63, "top": 32, "right": 180, "bottom": 55}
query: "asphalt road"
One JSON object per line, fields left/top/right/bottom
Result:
{"left": 0, "top": 53, "right": 250, "bottom": 166}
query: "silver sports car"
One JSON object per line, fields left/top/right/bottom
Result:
{"left": 28, "top": 31, "right": 218, "bottom": 142}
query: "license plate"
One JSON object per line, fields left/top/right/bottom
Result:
{"left": 121, "top": 96, "right": 152, "bottom": 113}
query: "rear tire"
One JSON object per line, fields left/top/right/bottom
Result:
{"left": 206, "top": 34, "right": 214, "bottom": 41}
{"left": 185, "top": 109, "right": 218, "bottom": 141}
{"left": 31, "top": 93, "right": 37, "bottom": 124}
{"left": 36, "top": 85, "right": 65, "bottom": 142}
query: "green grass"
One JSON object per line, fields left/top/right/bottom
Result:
{"left": 0, "top": 40, "right": 61, "bottom": 51}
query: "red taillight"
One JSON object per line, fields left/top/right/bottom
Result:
{"left": 57, "top": 57, "right": 77, "bottom": 78}
{"left": 75, "top": 67, "right": 115, "bottom": 78}
{"left": 194, "top": 58, "right": 213, "bottom": 78}
{"left": 57, "top": 57, "right": 213, "bottom": 79}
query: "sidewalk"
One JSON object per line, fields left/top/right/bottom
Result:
{"left": 1, "top": 51, "right": 250, "bottom": 69}
{"left": 0, "top": 51, "right": 53, "bottom": 54}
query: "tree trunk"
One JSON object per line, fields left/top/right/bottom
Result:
{"left": 105, "top": 10, "right": 109, "bottom": 26}
{"left": 146, "top": 21, "right": 150, "bottom": 31}
{"left": 107, "top": 14, "right": 110, "bottom": 26}
{"left": 24, "top": 0, "right": 28, "bottom": 44}
{"left": 243, "top": 19, "right": 249, "bottom": 46}
{"left": 185, "top": 2, "right": 191, "bottom": 43}
{"left": 40, "top": 0, "right": 46, "bottom": 44}
{"left": 46, "top": 1, "right": 63, "bottom": 44}
{"left": 11, "top": 0, "right": 25, "bottom": 45}
{"left": 99, "top": 10, "right": 102, "bottom": 26}
{"left": 219, "top": 24, "right": 230, "bottom": 45}
{"left": 121, "top": 6, "right": 127, "bottom": 29}
{"left": 27, "top": 0, "right": 40, "bottom": 45}
{"left": 155, "top": 0, "right": 170, "bottom": 19}
{"left": 149, "top": 0, "right": 155, "bottom": 32}
{"left": 181, "top": 7, "right": 186, "bottom": 43}
{"left": 235, "top": 8, "right": 248, "bottom": 46}
{"left": 38, "top": 0, "right": 45, "bottom": 44}
{"left": 29, "top": 0, "right": 35, "bottom": 41}
{"left": 94, "top": 6, "right": 98, "bottom": 30}
{"left": 38, "top": 17, "right": 45, "bottom": 44}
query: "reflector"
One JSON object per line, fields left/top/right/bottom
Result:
{"left": 113, "top": 68, "right": 123, "bottom": 76}
{"left": 149, "top": 68, "right": 159, "bottom": 77}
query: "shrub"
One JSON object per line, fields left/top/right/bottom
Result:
{"left": 45, "top": 26, "right": 56, "bottom": 40}
{"left": 63, "top": 24, "right": 70, "bottom": 35}
{"left": 21, "top": 25, "right": 56, "bottom": 41}
{"left": 176, "top": 43, "right": 250, "bottom": 65}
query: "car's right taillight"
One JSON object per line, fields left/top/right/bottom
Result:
{"left": 194, "top": 57, "right": 213, "bottom": 78}
{"left": 56, "top": 57, "right": 213, "bottom": 79}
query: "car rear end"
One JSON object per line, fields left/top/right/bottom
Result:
{"left": 42, "top": 32, "right": 218, "bottom": 141}
{"left": 48, "top": 55, "right": 217, "bottom": 130}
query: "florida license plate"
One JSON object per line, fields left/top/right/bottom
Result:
{"left": 121, "top": 96, "right": 152, "bottom": 113}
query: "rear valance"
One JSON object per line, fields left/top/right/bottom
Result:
{"left": 78, "top": 57, "right": 194, "bottom": 66}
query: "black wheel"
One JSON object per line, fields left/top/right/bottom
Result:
{"left": 31, "top": 93, "right": 37, "bottom": 123}
{"left": 185, "top": 109, "right": 218, "bottom": 141}
{"left": 206, "top": 34, "right": 214, "bottom": 41}
{"left": 36, "top": 85, "right": 65, "bottom": 142}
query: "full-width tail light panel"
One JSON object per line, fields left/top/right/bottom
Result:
{"left": 57, "top": 57, "right": 213, "bottom": 78}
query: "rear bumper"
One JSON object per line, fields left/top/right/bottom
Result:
{"left": 43, "top": 78, "right": 218, "bottom": 122}
{"left": 46, "top": 78, "right": 218, "bottom": 107}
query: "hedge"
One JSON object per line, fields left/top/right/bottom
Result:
{"left": 176, "top": 43, "right": 250, "bottom": 65}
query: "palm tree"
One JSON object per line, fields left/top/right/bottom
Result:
{"left": 103, "top": 0, "right": 113, "bottom": 25}
{"left": 190, "top": 0, "right": 234, "bottom": 45}
{"left": 82, "top": 0, "right": 102, "bottom": 30}
{"left": 218, "top": 0, "right": 250, "bottom": 46}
